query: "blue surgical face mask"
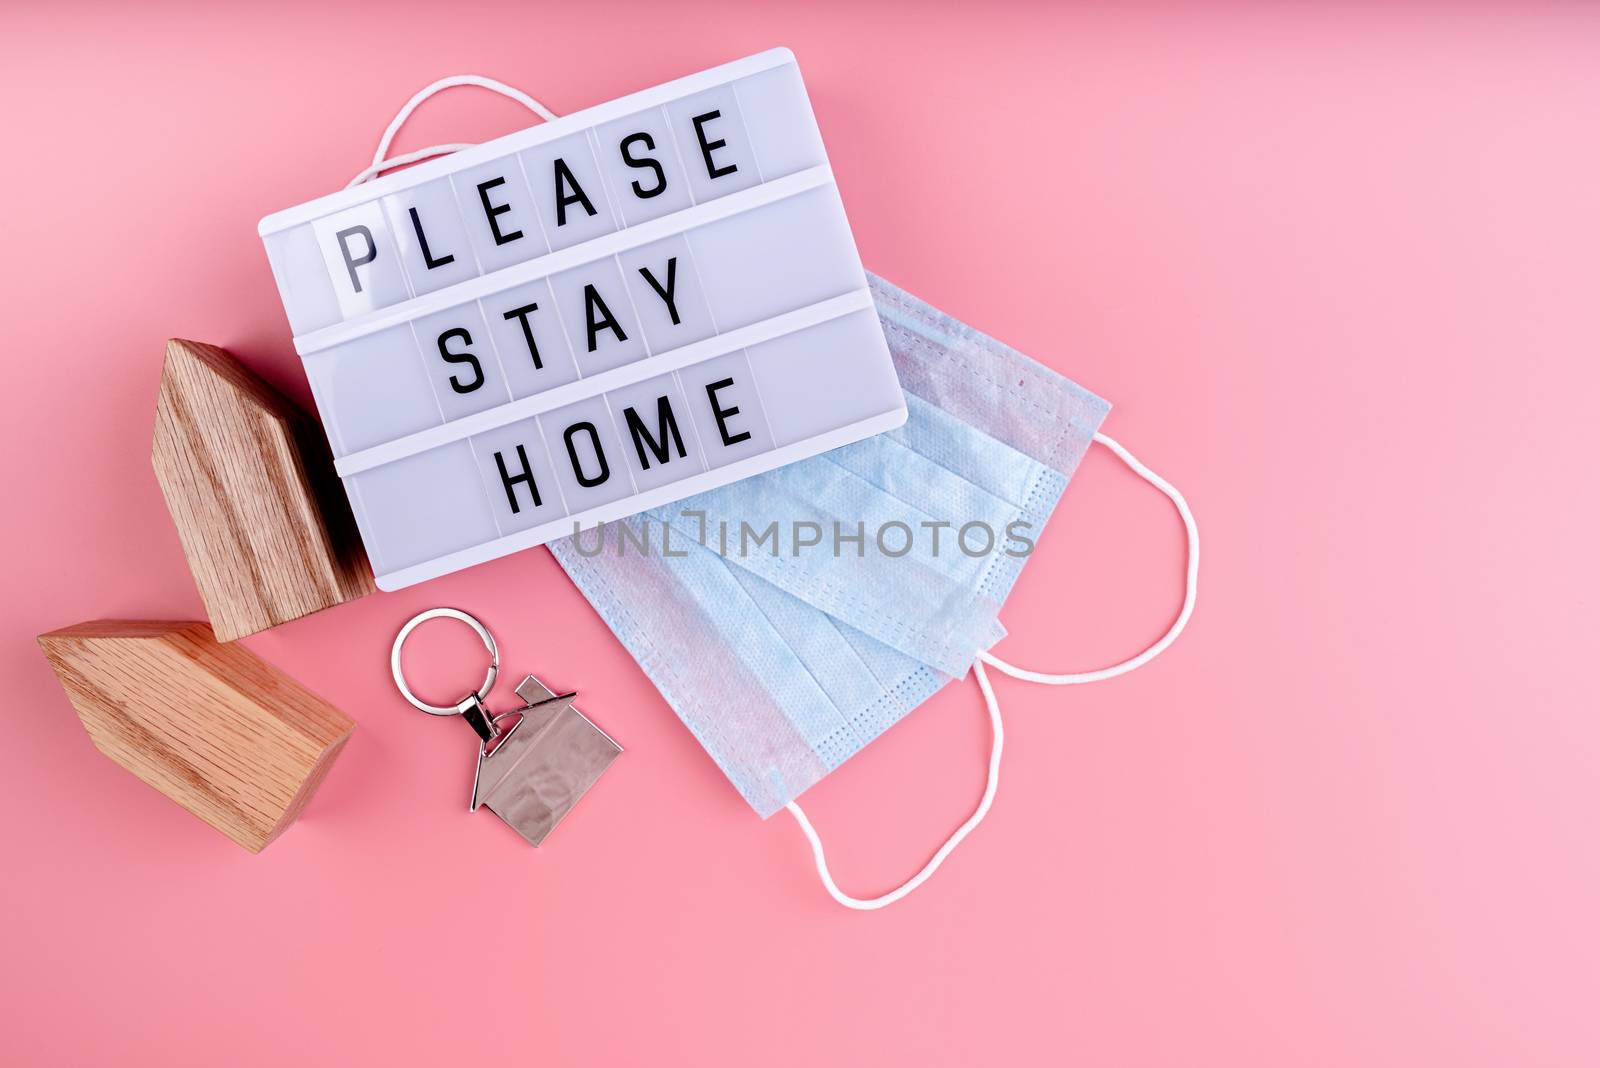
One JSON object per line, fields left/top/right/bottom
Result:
{"left": 638, "top": 390, "right": 1059, "bottom": 677}
{"left": 551, "top": 274, "right": 1199, "bottom": 908}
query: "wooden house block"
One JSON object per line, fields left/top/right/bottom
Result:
{"left": 38, "top": 620, "right": 355, "bottom": 853}
{"left": 152, "top": 338, "right": 374, "bottom": 642}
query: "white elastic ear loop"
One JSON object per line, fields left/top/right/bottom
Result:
{"left": 346, "top": 74, "right": 559, "bottom": 189}
{"left": 977, "top": 431, "right": 1199, "bottom": 684}
{"left": 784, "top": 658, "right": 1003, "bottom": 911}
{"left": 786, "top": 431, "right": 1198, "bottom": 909}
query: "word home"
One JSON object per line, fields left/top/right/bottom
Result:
{"left": 259, "top": 48, "right": 905, "bottom": 589}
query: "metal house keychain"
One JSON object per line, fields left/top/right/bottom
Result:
{"left": 391, "top": 608, "right": 621, "bottom": 846}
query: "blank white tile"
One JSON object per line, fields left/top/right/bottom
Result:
{"left": 263, "top": 224, "right": 342, "bottom": 335}
{"left": 345, "top": 441, "right": 499, "bottom": 573}
{"left": 606, "top": 373, "right": 705, "bottom": 492}
{"left": 676, "top": 350, "right": 774, "bottom": 468}
{"left": 304, "top": 325, "right": 441, "bottom": 456}
{"left": 409, "top": 303, "right": 512, "bottom": 422}
{"left": 519, "top": 132, "right": 618, "bottom": 251}
{"left": 594, "top": 107, "right": 695, "bottom": 226}
{"left": 744, "top": 308, "right": 901, "bottom": 446}
{"left": 381, "top": 177, "right": 479, "bottom": 294}
{"left": 450, "top": 157, "right": 549, "bottom": 273}
{"left": 311, "top": 200, "right": 411, "bottom": 320}
{"left": 733, "top": 63, "right": 827, "bottom": 180}
{"left": 479, "top": 279, "right": 580, "bottom": 399}
{"left": 665, "top": 86, "right": 761, "bottom": 201}
{"left": 540, "top": 395, "right": 635, "bottom": 514}
{"left": 686, "top": 185, "right": 861, "bottom": 332}
{"left": 617, "top": 235, "right": 715, "bottom": 353}
{"left": 469, "top": 417, "right": 569, "bottom": 533}
{"left": 549, "top": 258, "right": 648, "bottom": 375}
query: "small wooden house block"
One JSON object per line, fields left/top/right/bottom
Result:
{"left": 38, "top": 620, "right": 355, "bottom": 853}
{"left": 153, "top": 338, "right": 373, "bottom": 642}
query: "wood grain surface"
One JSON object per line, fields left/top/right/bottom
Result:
{"left": 37, "top": 620, "right": 355, "bottom": 853}
{"left": 152, "top": 338, "right": 373, "bottom": 642}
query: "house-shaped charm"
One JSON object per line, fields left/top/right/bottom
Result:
{"left": 469, "top": 676, "right": 621, "bottom": 846}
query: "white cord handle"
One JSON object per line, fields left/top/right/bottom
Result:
{"left": 787, "top": 431, "right": 1199, "bottom": 909}
{"left": 346, "top": 74, "right": 559, "bottom": 188}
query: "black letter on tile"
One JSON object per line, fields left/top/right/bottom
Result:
{"left": 476, "top": 177, "right": 523, "bottom": 245}
{"left": 553, "top": 159, "right": 598, "bottom": 226}
{"left": 501, "top": 302, "right": 544, "bottom": 370}
{"left": 494, "top": 444, "right": 543, "bottom": 514}
{"left": 705, "top": 377, "right": 752, "bottom": 446}
{"left": 408, "top": 207, "right": 454, "bottom": 269}
{"left": 437, "top": 327, "right": 485, "bottom": 393}
{"left": 619, "top": 132, "right": 667, "bottom": 199}
{"left": 564, "top": 422, "right": 611, "bottom": 487}
{"left": 691, "top": 111, "right": 737, "bottom": 180}
{"left": 335, "top": 225, "right": 376, "bottom": 292}
{"left": 637, "top": 258, "right": 680, "bottom": 325}
{"left": 583, "top": 285, "right": 628, "bottom": 352}
{"left": 623, "top": 396, "right": 688, "bottom": 470}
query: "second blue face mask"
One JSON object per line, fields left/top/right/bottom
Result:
{"left": 550, "top": 273, "right": 1198, "bottom": 908}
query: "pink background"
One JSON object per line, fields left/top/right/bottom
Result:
{"left": 4, "top": 3, "right": 1597, "bottom": 1064}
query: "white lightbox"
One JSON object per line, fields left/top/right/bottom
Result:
{"left": 259, "top": 48, "right": 905, "bottom": 590}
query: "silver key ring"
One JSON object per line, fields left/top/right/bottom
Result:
{"left": 391, "top": 608, "right": 499, "bottom": 716}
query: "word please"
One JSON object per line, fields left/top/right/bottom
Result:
{"left": 336, "top": 109, "right": 744, "bottom": 295}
